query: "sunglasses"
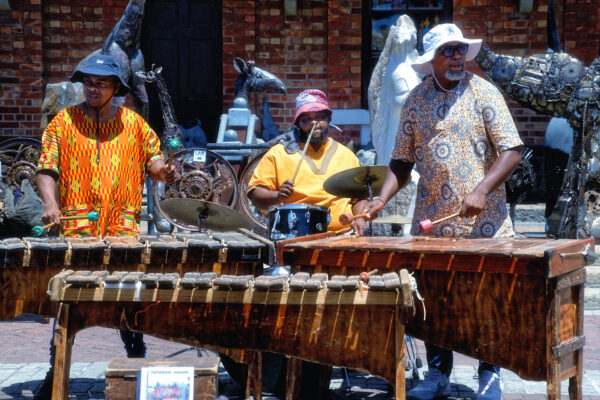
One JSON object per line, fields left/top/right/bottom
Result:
{"left": 438, "top": 43, "right": 469, "bottom": 57}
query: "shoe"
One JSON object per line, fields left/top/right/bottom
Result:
{"left": 476, "top": 370, "right": 503, "bottom": 400}
{"left": 407, "top": 369, "right": 450, "bottom": 400}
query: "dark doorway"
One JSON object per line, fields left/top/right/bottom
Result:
{"left": 142, "top": 0, "right": 222, "bottom": 142}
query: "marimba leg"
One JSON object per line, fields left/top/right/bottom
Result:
{"left": 286, "top": 356, "right": 302, "bottom": 400}
{"left": 51, "top": 303, "right": 74, "bottom": 400}
{"left": 568, "top": 281, "right": 585, "bottom": 400}
{"left": 395, "top": 306, "right": 406, "bottom": 400}
{"left": 247, "top": 350, "right": 263, "bottom": 400}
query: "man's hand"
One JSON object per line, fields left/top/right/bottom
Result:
{"left": 351, "top": 199, "right": 376, "bottom": 236}
{"left": 277, "top": 180, "right": 294, "bottom": 201}
{"left": 160, "top": 164, "right": 177, "bottom": 184}
{"left": 360, "top": 198, "right": 385, "bottom": 221}
{"left": 352, "top": 217, "right": 369, "bottom": 235}
{"left": 460, "top": 186, "right": 487, "bottom": 217}
{"left": 460, "top": 148, "right": 522, "bottom": 218}
{"left": 40, "top": 203, "right": 62, "bottom": 229}
{"left": 148, "top": 160, "right": 177, "bottom": 183}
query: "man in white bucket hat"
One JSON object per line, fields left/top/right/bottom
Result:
{"left": 360, "top": 23, "right": 524, "bottom": 400}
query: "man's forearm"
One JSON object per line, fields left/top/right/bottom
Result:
{"left": 377, "top": 159, "right": 414, "bottom": 203}
{"left": 248, "top": 187, "right": 279, "bottom": 210}
{"left": 147, "top": 159, "right": 166, "bottom": 181}
{"left": 475, "top": 149, "right": 522, "bottom": 196}
{"left": 37, "top": 172, "right": 59, "bottom": 209}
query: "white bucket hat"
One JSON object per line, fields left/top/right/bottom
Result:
{"left": 411, "top": 23, "right": 482, "bottom": 74}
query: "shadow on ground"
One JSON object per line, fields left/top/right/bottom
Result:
{"left": 1, "top": 379, "right": 104, "bottom": 400}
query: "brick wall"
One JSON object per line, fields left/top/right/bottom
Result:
{"left": 1, "top": 1, "right": 599, "bottom": 144}
{"left": 222, "top": 0, "right": 363, "bottom": 143}
{"left": 0, "top": 0, "right": 44, "bottom": 138}
{"left": 0, "top": 0, "right": 127, "bottom": 139}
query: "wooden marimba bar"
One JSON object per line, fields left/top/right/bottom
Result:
{"left": 0, "top": 231, "right": 267, "bottom": 320}
{"left": 49, "top": 269, "right": 415, "bottom": 400}
{"left": 278, "top": 235, "right": 595, "bottom": 400}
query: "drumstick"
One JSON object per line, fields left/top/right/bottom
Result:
{"left": 290, "top": 122, "right": 318, "bottom": 184}
{"left": 339, "top": 212, "right": 370, "bottom": 225}
{"left": 167, "top": 138, "right": 180, "bottom": 169}
{"left": 418, "top": 212, "right": 460, "bottom": 233}
{"left": 31, "top": 211, "right": 100, "bottom": 236}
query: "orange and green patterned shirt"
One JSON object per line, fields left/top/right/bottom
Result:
{"left": 37, "top": 105, "right": 164, "bottom": 237}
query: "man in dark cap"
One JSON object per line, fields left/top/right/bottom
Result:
{"left": 34, "top": 54, "right": 175, "bottom": 398}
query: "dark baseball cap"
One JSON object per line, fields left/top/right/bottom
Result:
{"left": 70, "top": 54, "right": 130, "bottom": 97}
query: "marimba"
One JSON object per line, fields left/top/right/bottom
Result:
{"left": 49, "top": 269, "right": 415, "bottom": 400}
{"left": 278, "top": 234, "right": 595, "bottom": 400}
{"left": 0, "top": 231, "right": 267, "bottom": 320}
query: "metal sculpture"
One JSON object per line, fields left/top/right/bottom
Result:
{"left": 476, "top": 3, "right": 600, "bottom": 239}
{"left": 215, "top": 58, "right": 287, "bottom": 160}
{"left": 136, "top": 65, "right": 184, "bottom": 149}
{"left": 232, "top": 57, "right": 287, "bottom": 109}
{"left": 152, "top": 148, "right": 239, "bottom": 231}
{"left": 0, "top": 138, "right": 42, "bottom": 192}
{"left": 505, "top": 148, "right": 536, "bottom": 225}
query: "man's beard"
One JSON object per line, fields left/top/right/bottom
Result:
{"left": 445, "top": 68, "right": 466, "bottom": 81}
{"left": 299, "top": 125, "right": 328, "bottom": 143}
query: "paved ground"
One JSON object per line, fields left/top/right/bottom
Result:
{"left": 0, "top": 310, "right": 598, "bottom": 399}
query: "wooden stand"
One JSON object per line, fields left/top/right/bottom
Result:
{"left": 279, "top": 236, "right": 594, "bottom": 400}
{"left": 48, "top": 272, "right": 413, "bottom": 400}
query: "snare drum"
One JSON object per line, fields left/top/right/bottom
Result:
{"left": 267, "top": 204, "right": 330, "bottom": 241}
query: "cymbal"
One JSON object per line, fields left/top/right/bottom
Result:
{"left": 159, "top": 198, "right": 253, "bottom": 231}
{"left": 372, "top": 215, "right": 413, "bottom": 225}
{"left": 323, "top": 165, "right": 388, "bottom": 199}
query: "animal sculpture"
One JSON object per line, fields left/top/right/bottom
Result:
{"left": 102, "top": 0, "right": 148, "bottom": 119}
{"left": 232, "top": 57, "right": 287, "bottom": 109}
{"left": 476, "top": 0, "right": 600, "bottom": 239}
{"left": 73, "top": 0, "right": 149, "bottom": 119}
{"left": 368, "top": 15, "right": 421, "bottom": 165}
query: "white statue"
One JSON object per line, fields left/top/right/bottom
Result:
{"left": 368, "top": 14, "right": 421, "bottom": 165}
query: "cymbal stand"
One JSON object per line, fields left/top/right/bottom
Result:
{"left": 366, "top": 176, "right": 374, "bottom": 237}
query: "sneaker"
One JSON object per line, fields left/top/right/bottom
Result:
{"left": 476, "top": 370, "right": 503, "bottom": 400}
{"left": 407, "top": 369, "right": 450, "bottom": 400}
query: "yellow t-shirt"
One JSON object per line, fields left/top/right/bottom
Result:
{"left": 248, "top": 138, "right": 360, "bottom": 231}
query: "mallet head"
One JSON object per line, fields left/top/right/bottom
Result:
{"left": 88, "top": 211, "right": 100, "bottom": 222}
{"left": 31, "top": 225, "right": 43, "bottom": 237}
{"left": 418, "top": 219, "right": 434, "bottom": 233}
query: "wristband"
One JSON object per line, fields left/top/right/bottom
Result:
{"left": 373, "top": 197, "right": 385, "bottom": 205}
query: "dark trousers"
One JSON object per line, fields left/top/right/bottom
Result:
{"left": 426, "top": 343, "right": 499, "bottom": 377}
{"left": 119, "top": 329, "right": 146, "bottom": 358}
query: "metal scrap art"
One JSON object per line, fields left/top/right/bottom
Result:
{"left": 475, "top": 2, "right": 600, "bottom": 239}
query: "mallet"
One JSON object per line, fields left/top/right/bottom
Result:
{"left": 359, "top": 269, "right": 379, "bottom": 283}
{"left": 31, "top": 211, "right": 100, "bottom": 236}
{"left": 339, "top": 212, "right": 370, "bottom": 225}
{"left": 290, "top": 122, "right": 318, "bottom": 185}
{"left": 167, "top": 138, "right": 180, "bottom": 169}
{"left": 418, "top": 212, "right": 460, "bottom": 234}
